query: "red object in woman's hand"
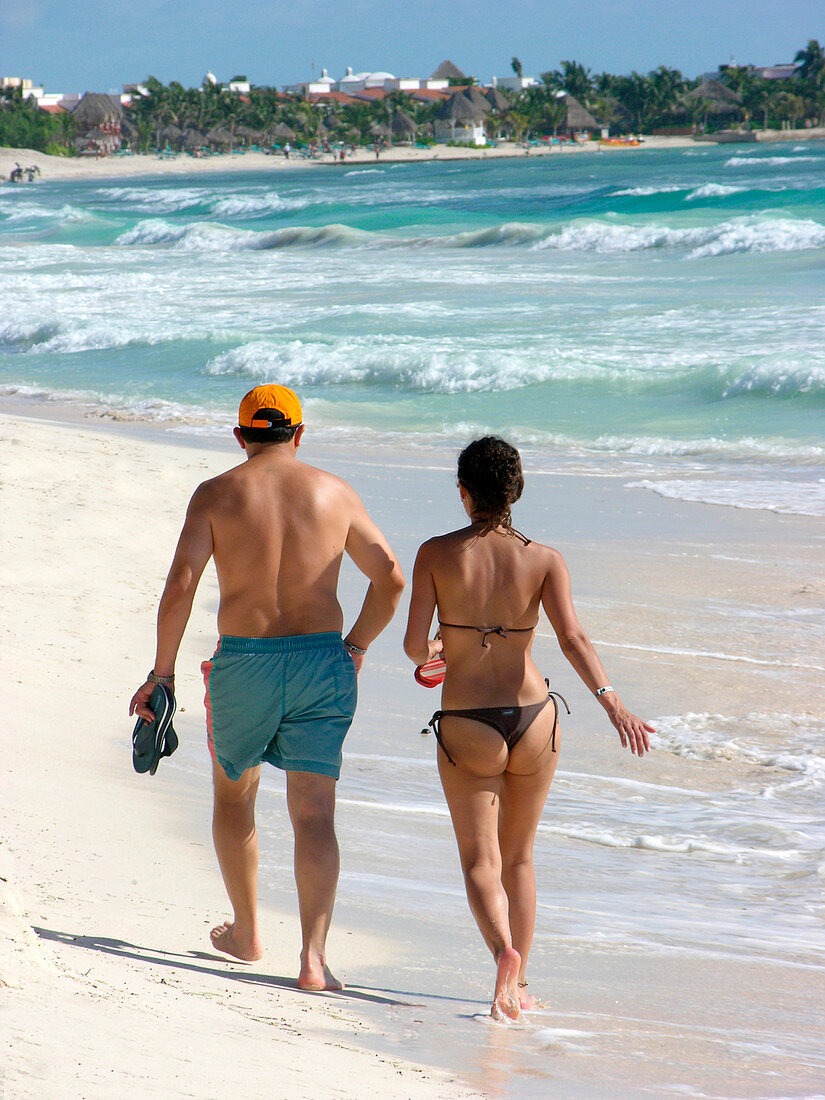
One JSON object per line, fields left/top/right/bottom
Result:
{"left": 414, "top": 657, "right": 446, "bottom": 687}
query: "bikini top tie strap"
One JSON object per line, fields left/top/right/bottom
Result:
{"left": 438, "top": 621, "right": 539, "bottom": 648}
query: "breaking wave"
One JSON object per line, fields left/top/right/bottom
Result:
{"left": 725, "top": 154, "right": 821, "bottom": 167}
{"left": 114, "top": 213, "right": 825, "bottom": 258}
{"left": 94, "top": 185, "right": 311, "bottom": 217}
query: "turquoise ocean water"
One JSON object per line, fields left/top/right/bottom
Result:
{"left": 1, "top": 141, "right": 824, "bottom": 514}
{"left": 3, "top": 145, "right": 825, "bottom": 1094}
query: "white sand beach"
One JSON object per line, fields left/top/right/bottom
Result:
{"left": 1, "top": 401, "right": 823, "bottom": 1098}
{"left": 3, "top": 130, "right": 824, "bottom": 184}
{"left": 0, "top": 135, "right": 695, "bottom": 184}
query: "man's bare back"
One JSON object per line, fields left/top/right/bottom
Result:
{"left": 197, "top": 447, "right": 374, "bottom": 638}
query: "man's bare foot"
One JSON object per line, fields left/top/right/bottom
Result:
{"left": 298, "top": 953, "right": 343, "bottom": 991}
{"left": 491, "top": 947, "right": 521, "bottom": 1021}
{"left": 209, "top": 920, "right": 263, "bottom": 962}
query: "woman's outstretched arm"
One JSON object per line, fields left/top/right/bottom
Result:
{"left": 540, "top": 548, "right": 654, "bottom": 756}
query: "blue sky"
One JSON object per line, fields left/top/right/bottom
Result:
{"left": 2, "top": 0, "right": 822, "bottom": 93}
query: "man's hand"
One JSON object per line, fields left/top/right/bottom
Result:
{"left": 347, "top": 651, "right": 365, "bottom": 676}
{"left": 130, "top": 680, "right": 160, "bottom": 722}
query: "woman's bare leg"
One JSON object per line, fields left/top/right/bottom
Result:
{"left": 437, "top": 725, "right": 520, "bottom": 1020}
{"left": 499, "top": 707, "right": 561, "bottom": 1002}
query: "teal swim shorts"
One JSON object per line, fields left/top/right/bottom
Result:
{"left": 202, "top": 632, "right": 358, "bottom": 781}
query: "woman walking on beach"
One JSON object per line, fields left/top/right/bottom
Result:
{"left": 404, "top": 437, "right": 653, "bottom": 1021}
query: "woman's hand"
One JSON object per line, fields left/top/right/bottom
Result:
{"left": 427, "top": 635, "right": 444, "bottom": 662}
{"left": 600, "top": 695, "right": 655, "bottom": 756}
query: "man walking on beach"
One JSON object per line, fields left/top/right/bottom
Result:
{"left": 130, "top": 385, "right": 405, "bottom": 989}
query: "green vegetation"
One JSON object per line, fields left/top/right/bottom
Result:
{"left": 3, "top": 40, "right": 824, "bottom": 156}
{"left": 0, "top": 85, "right": 76, "bottom": 152}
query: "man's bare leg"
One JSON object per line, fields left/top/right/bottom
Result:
{"left": 286, "top": 770, "right": 343, "bottom": 991}
{"left": 210, "top": 760, "right": 264, "bottom": 961}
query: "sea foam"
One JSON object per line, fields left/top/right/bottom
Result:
{"left": 627, "top": 476, "right": 825, "bottom": 516}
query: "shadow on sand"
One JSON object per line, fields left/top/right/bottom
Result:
{"left": 33, "top": 926, "right": 413, "bottom": 1007}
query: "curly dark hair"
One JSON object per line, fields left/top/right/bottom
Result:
{"left": 457, "top": 436, "right": 524, "bottom": 531}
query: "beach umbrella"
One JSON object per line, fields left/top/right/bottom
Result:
{"left": 159, "top": 124, "right": 183, "bottom": 145}
{"left": 270, "top": 122, "right": 296, "bottom": 140}
{"left": 234, "top": 124, "right": 263, "bottom": 142}
{"left": 369, "top": 121, "right": 392, "bottom": 139}
{"left": 206, "top": 127, "right": 234, "bottom": 147}
{"left": 182, "top": 128, "right": 206, "bottom": 149}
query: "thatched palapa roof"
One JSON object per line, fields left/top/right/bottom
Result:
{"left": 430, "top": 60, "right": 466, "bottom": 81}
{"left": 485, "top": 87, "right": 511, "bottom": 112}
{"left": 391, "top": 109, "right": 417, "bottom": 137}
{"left": 437, "top": 92, "right": 486, "bottom": 123}
{"left": 234, "top": 124, "right": 263, "bottom": 141}
{"left": 270, "top": 122, "right": 296, "bottom": 140}
{"left": 683, "top": 79, "right": 743, "bottom": 110}
{"left": 465, "top": 86, "right": 493, "bottom": 115}
{"left": 159, "top": 124, "right": 183, "bottom": 144}
{"left": 182, "top": 128, "right": 206, "bottom": 149}
{"left": 563, "top": 94, "right": 598, "bottom": 130}
{"left": 206, "top": 127, "right": 234, "bottom": 146}
{"left": 72, "top": 92, "right": 123, "bottom": 127}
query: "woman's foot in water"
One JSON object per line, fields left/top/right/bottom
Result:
{"left": 491, "top": 947, "right": 521, "bottom": 1021}
{"left": 518, "top": 979, "right": 536, "bottom": 1010}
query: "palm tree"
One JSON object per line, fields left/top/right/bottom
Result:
{"left": 647, "top": 66, "right": 685, "bottom": 126}
{"left": 794, "top": 39, "right": 825, "bottom": 123}
{"left": 511, "top": 57, "right": 523, "bottom": 79}
{"left": 544, "top": 60, "right": 593, "bottom": 104}
{"left": 775, "top": 91, "right": 806, "bottom": 130}
{"left": 794, "top": 39, "right": 825, "bottom": 84}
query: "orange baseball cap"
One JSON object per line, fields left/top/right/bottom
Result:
{"left": 238, "top": 385, "right": 303, "bottom": 430}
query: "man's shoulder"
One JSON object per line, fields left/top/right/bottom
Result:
{"left": 191, "top": 462, "right": 245, "bottom": 497}
{"left": 296, "top": 461, "right": 360, "bottom": 500}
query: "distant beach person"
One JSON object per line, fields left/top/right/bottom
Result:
{"left": 404, "top": 436, "right": 653, "bottom": 1020}
{"left": 130, "top": 385, "right": 404, "bottom": 990}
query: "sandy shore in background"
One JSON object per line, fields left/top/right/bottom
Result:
{"left": 3, "top": 130, "right": 824, "bottom": 183}
{"left": 1, "top": 135, "right": 694, "bottom": 183}
{"left": 2, "top": 402, "right": 823, "bottom": 1098}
